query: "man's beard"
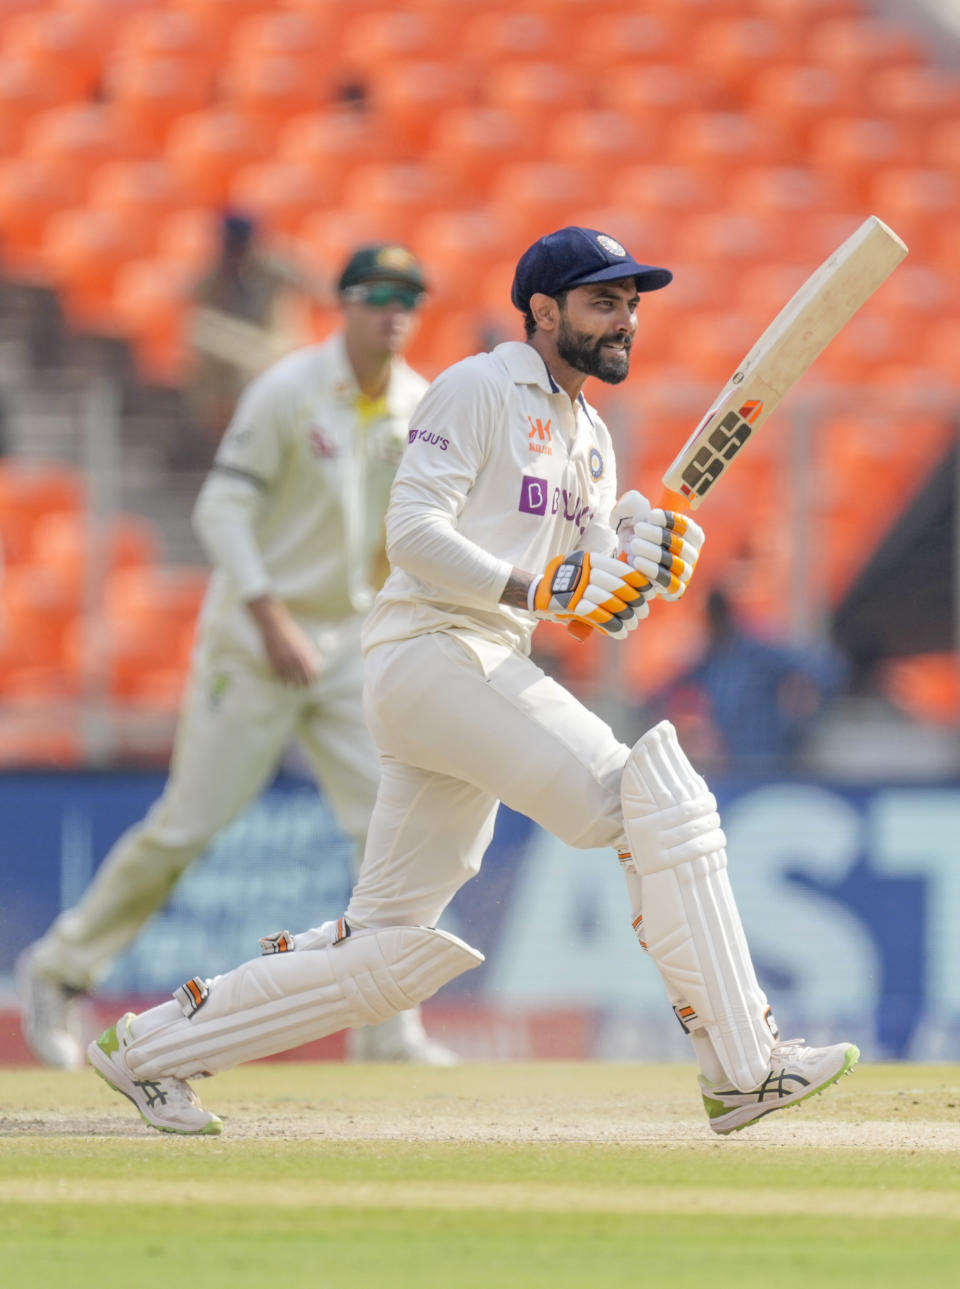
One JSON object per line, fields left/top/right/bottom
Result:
{"left": 556, "top": 314, "right": 632, "bottom": 384}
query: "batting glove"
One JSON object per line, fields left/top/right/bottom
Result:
{"left": 611, "top": 490, "right": 705, "bottom": 602}
{"left": 529, "top": 550, "right": 651, "bottom": 639}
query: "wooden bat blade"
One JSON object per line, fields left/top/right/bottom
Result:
{"left": 661, "top": 215, "right": 908, "bottom": 509}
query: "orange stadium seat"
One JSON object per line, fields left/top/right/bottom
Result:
{"left": 807, "top": 116, "right": 920, "bottom": 206}
{"left": 615, "top": 165, "right": 715, "bottom": 223}
{"left": 57, "top": 0, "right": 158, "bottom": 19}
{"left": 277, "top": 109, "right": 399, "bottom": 180}
{"left": 40, "top": 206, "right": 149, "bottom": 331}
{"left": 154, "top": 207, "right": 220, "bottom": 278}
{"left": 368, "top": 60, "right": 473, "bottom": 153}
{"left": 670, "top": 210, "right": 781, "bottom": 266}
{"left": 3, "top": 9, "right": 104, "bottom": 102}
{"left": 920, "top": 317, "right": 960, "bottom": 382}
{"left": 665, "top": 111, "right": 793, "bottom": 191}
{"left": 0, "top": 0, "right": 48, "bottom": 22}
{"left": 594, "top": 62, "right": 723, "bottom": 118}
{"left": 866, "top": 167, "right": 960, "bottom": 257}
{"left": 339, "top": 7, "right": 459, "bottom": 73}
{"left": 541, "top": 108, "right": 662, "bottom": 169}
{"left": 0, "top": 55, "right": 60, "bottom": 156}
{"left": 171, "top": 0, "right": 271, "bottom": 28}
{"left": 456, "top": 9, "right": 570, "bottom": 67}
{"left": 688, "top": 16, "right": 796, "bottom": 94}
{"left": 0, "top": 565, "right": 82, "bottom": 670}
{"left": 755, "top": 0, "right": 863, "bottom": 21}
{"left": 112, "top": 5, "right": 218, "bottom": 79}
{"left": 228, "top": 160, "right": 332, "bottom": 240}
{"left": 816, "top": 313, "right": 903, "bottom": 384}
{"left": 221, "top": 53, "right": 326, "bottom": 130}
{"left": 111, "top": 256, "right": 192, "bottom": 385}
{"left": 105, "top": 54, "right": 217, "bottom": 155}
{"left": 884, "top": 654, "right": 960, "bottom": 727}
{"left": 743, "top": 64, "right": 864, "bottom": 149}
{"left": 865, "top": 65, "right": 960, "bottom": 126}
{"left": 228, "top": 9, "right": 330, "bottom": 63}
{"left": 424, "top": 107, "right": 541, "bottom": 205}
{"left": 408, "top": 209, "right": 515, "bottom": 306}
{"left": 573, "top": 11, "right": 691, "bottom": 72}
{"left": 0, "top": 158, "right": 75, "bottom": 278}
{"left": 485, "top": 162, "right": 590, "bottom": 249}
{"left": 19, "top": 104, "right": 128, "bottom": 198}
{"left": 30, "top": 509, "right": 159, "bottom": 581}
{"left": 669, "top": 309, "right": 769, "bottom": 384}
{"left": 926, "top": 119, "right": 960, "bottom": 172}
{"left": 0, "top": 459, "right": 85, "bottom": 566}
{"left": 724, "top": 165, "right": 851, "bottom": 218}
{"left": 296, "top": 209, "right": 414, "bottom": 288}
{"left": 803, "top": 16, "right": 924, "bottom": 79}
{"left": 87, "top": 160, "right": 188, "bottom": 243}
{"left": 338, "top": 162, "right": 458, "bottom": 245}
{"left": 103, "top": 565, "right": 208, "bottom": 638}
{"left": 165, "top": 107, "right": 272, "bottom": 207}
{"left": 480, "top": 60, "right": 587, "bottom": 130}
{"left": 0, "top": 724, "right": 83, "bottom": 768}
{"left": 407, "top": 306, "right": 494, "bottom": 377}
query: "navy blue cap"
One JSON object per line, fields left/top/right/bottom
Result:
{"left": 511, "top": 226, "right": 672, "bottom": 312}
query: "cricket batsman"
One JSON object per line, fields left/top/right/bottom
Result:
{"left": 84, "top": 227, "right": 859, "bottom": 1134}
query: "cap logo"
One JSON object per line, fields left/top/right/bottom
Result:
{"left": 597, "top": 234, "right": 626, "bottom": 257}
{"left": 377, "top": 246, "right": 417, "bottom": 271}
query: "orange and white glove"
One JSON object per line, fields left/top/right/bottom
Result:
{"left": 610, "top": 490, "right": 705, "bottom": 602}
{"left": 528, "top": 550, "right": 652, "bottom": 639}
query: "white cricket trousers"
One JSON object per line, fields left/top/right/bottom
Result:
{"left": 33, "top": 621, "right": 379, "bottom": 990}
{"left": 347, "top": 631, "right": 629, "bottom": 930}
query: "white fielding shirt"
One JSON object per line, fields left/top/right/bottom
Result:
{"left": 363, "top": 341, "right": 621, "bottom": 656}
{"left": 192, "top": 331, "right": 428, "bottom": 659}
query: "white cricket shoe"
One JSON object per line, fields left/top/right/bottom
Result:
{"left": 701, "top": 1038, "right": 860, "bottom": 1135}
{"left": 16, "top": 948, "right": 85, "bottom": 1070}
{"left": 88, "top": 1013, "right": 222, "bottom": 1136}
{"left": 347, "top": 1008, "right": 460, "bottom": 1065}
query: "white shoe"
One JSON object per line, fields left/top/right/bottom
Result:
{"left": 87, "top": 1013, "right": 222, "bottom": 1136}
{"left": 347, "top": 1008, "right": 460, "bottom": 1065}
{"left": 16, "top": 948, "right": 85, "bottom": 1070}
{"left": 701, "top": 1038, "right": 860, "bottom": 1135}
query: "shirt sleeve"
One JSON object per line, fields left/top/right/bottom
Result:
{"left": 190, "top": 362, "right": 291, "bottom": 600}
{"left": 386, "top": 358, "right": 513, "bottom": 607}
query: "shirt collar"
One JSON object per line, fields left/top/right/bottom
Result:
{"left": 330, "top": 329, "right": 407, "bottom": 408}
{"left": 495, "top": 341, "right": 558, "bottom": 395}
{"left": 494, "top": 341, "right": 595, "bottom": 425}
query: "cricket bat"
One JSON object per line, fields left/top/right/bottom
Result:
{"left": 661, "top": 214, "right": 907, "bottom": 506}
{"left": 568, "top": 214, "right": 908, "bottom": 640}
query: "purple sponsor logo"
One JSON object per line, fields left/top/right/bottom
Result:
{"left": 519, "top": 475, "right": 549, "bottom": 515}
{"left": 553, "top": 487, "right": 595, "bottom": 535}
{"left": 408, "top": 427, "right": 450, "bottom": 450}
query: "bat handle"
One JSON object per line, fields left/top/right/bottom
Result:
{"left": 566, "top": 620, "right": 592, "bottom": 642}
{"left": 564, "top": 487, "right": 689, "bottom": 644}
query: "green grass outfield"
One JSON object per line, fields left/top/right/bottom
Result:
{"left": 2, "top": 1061, "right": 959, "bottom": 1288}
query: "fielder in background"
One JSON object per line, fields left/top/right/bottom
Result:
{"left": 85, "top": 227, "right": 858, "bottom": 1136}
{"left": 19, "top": 243, "right": 456, "bottom": 1069}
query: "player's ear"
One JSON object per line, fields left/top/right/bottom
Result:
{"left": 529, "top": 292, "right": 560, "bottom": 334}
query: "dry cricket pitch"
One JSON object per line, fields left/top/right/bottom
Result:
{"left": 2, "top": 1061, "right": 959, "bottom": 1288}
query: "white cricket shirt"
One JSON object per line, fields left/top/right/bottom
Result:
{"left": 192, "top": 331, "right": 427, "bottom": 657}
{"left": 363, "top": 341, "right": 620, "bottom": 656}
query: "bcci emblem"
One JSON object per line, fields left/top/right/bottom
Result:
{"left": 597, "top": 234, "right": 626, "bottom": 257}
{"left": 589, "top": 447, "right": 604, "bottom": 480}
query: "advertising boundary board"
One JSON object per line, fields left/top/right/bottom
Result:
{"left": 1, "top": 771, "right": 958, "bottom": 1062}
